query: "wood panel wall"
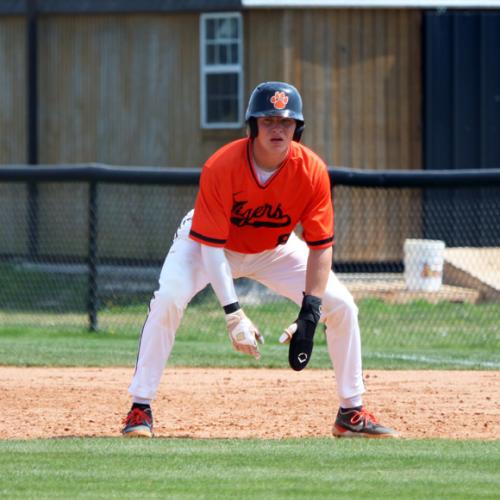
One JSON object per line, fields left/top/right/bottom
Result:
{"left": 0, "top": 16, "right": 26, "bottom": 163}
{"left": 0, "top": 17, "right": 27, "bottom": 254}
{"left": 39, "top": 14, "right": 199, "bottom": 166}
{"left": 1, "top": 10, "right": 422, "bottom": 169}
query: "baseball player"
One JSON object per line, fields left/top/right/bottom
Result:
{"left": 122, "top": 81, "right": 398, "bottom": 439}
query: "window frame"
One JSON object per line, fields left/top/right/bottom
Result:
{"left": 200, "top": 12, "right": 244, "bottom": 129}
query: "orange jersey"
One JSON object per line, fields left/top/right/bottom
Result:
{"left": 189, "top": 138, "right": 334, "bottom": 254}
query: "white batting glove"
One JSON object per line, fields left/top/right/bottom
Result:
{"left": 225, "top": 309, "right": 264, "bottom": 360}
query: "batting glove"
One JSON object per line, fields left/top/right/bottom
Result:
{"left": 225, "top": 309, "right": 264, "bottom": 360}
{"left": 279, "top": 294, "right": 322, "bottom": 371}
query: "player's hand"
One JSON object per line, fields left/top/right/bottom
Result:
{"left": 225, "top": 309, "right": 264, "bottom": 360}
{"left": 279, "top": 295, "right": 322, "bottom": 371}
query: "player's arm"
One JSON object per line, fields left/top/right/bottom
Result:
{"left": 200, "top": 244, "right": 263, "bottom": 359}
{"left": 305, "top": 246, "right": 333, "bottom": 297}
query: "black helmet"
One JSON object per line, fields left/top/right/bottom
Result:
{"left": 245, "top": 81, "right": 305, "bottom": 142}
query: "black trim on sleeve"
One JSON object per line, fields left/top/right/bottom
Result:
{"left": 306, "top": 236, "right": 334, "bottom": 247}
{"left": 189, "top": 230, "right": 226, "bottom": 245}
{"left": 223, "top": 302, "right": 240, "bottom": 314}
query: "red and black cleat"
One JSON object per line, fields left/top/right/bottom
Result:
{"left": 122, "top": 406, "right": 153, "bottom": 438}
{"left": 332, "top": 406, "right": 399, "bottom": 438}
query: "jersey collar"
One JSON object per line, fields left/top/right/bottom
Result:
{"left": 246, "top": 138, "right": 291, "bottom": 189}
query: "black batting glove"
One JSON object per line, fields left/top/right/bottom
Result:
{"left": 279, "top": 294, "right": 322, "bottom": 371}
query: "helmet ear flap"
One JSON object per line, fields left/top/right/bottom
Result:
{"left": 248, "top": 117, "right": 258, "bottom": 138}
{"left": 293, "top": 122, "right": 304, "bottom": 142}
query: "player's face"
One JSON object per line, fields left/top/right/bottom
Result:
{"left": 255, "top": 116, "right": 295, "bottom": 156}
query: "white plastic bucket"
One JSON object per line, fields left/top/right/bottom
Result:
{"left": 403, "top": 239, "right": 446, "bottom": 292}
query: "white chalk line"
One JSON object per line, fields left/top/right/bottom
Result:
{"left": 367, "top": 352, "right": 500, "bottom": 369}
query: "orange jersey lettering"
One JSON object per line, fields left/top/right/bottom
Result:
{"left": 189, "top": 138, "right": 334, "bottom": 253}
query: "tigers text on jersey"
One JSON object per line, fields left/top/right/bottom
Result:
{"left": 189, "top": 138, "right": 334, "bottom": 254}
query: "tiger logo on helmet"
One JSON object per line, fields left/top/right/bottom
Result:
{"left": 270, "top": 91, "right": 289, "bottom": 110}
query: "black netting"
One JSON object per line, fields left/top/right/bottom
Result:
{"left": 0, "top": 177, "right": 499, "bottom": 367}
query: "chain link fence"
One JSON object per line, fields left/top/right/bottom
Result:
{"left": 1, "top": 165, "right": 499, "bottom": 367}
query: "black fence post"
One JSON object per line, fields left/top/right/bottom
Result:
{"left": 87, "top": 181, "right": 98, "bottom": 331}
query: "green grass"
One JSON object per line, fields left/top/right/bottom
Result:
{"left": 0, "top": 438, "right": 498, "bottom": 499}
{"left": 0, "top": 297, "right": 498, "bottom": 369}
{"left": 1, "top": 262, "right": 499, "bottom": 369}
{"left": 359, "top": 299, "right": 500, "bottom": 369}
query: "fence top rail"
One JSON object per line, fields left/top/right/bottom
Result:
{"left": 0, "top": 164, "right": 201, "bottom": 185}
{"left": 1, "top": 164, "right": 500, "bottom": 187}
{"left": 331, "top": 167, "right": 500, "bottom": 187}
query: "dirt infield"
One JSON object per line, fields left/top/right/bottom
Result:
{"left": 0, "top": 367, "right": 498, "bottom": 440}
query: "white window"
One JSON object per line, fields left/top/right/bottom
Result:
{"left": 200, "top": 12, "right": 243, "bottom": 129}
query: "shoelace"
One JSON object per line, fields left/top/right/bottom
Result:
{"left": 350, "top": 408, "right": 378, "bottom": 426}
{"left": 123, "top": 408, "right": 151, "bottom": 426}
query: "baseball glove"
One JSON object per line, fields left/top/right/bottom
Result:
{"left": 280, "top": 294, "right": 321, "bottom": 371}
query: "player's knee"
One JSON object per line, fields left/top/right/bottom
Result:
{"left": 149, "top": 289, "right": 187, "bottom": 317}
{"left": 322, "top": 294, "right": 359, "bottom": 321}
{"left": 144, "top": 291, "right": 186, "bottom": 334}
{"left": 323, "top": 297, "right": 359, "bottom": 338}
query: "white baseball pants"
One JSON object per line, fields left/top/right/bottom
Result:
{"left": 128, "top": 210, "right": 365, "bottom": 407}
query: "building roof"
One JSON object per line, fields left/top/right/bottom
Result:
{"left": 242, "top": 0, "right": 500, "bottom": 7}
{"left": 1, "top": 0, "right": 498, "bottom": 15}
